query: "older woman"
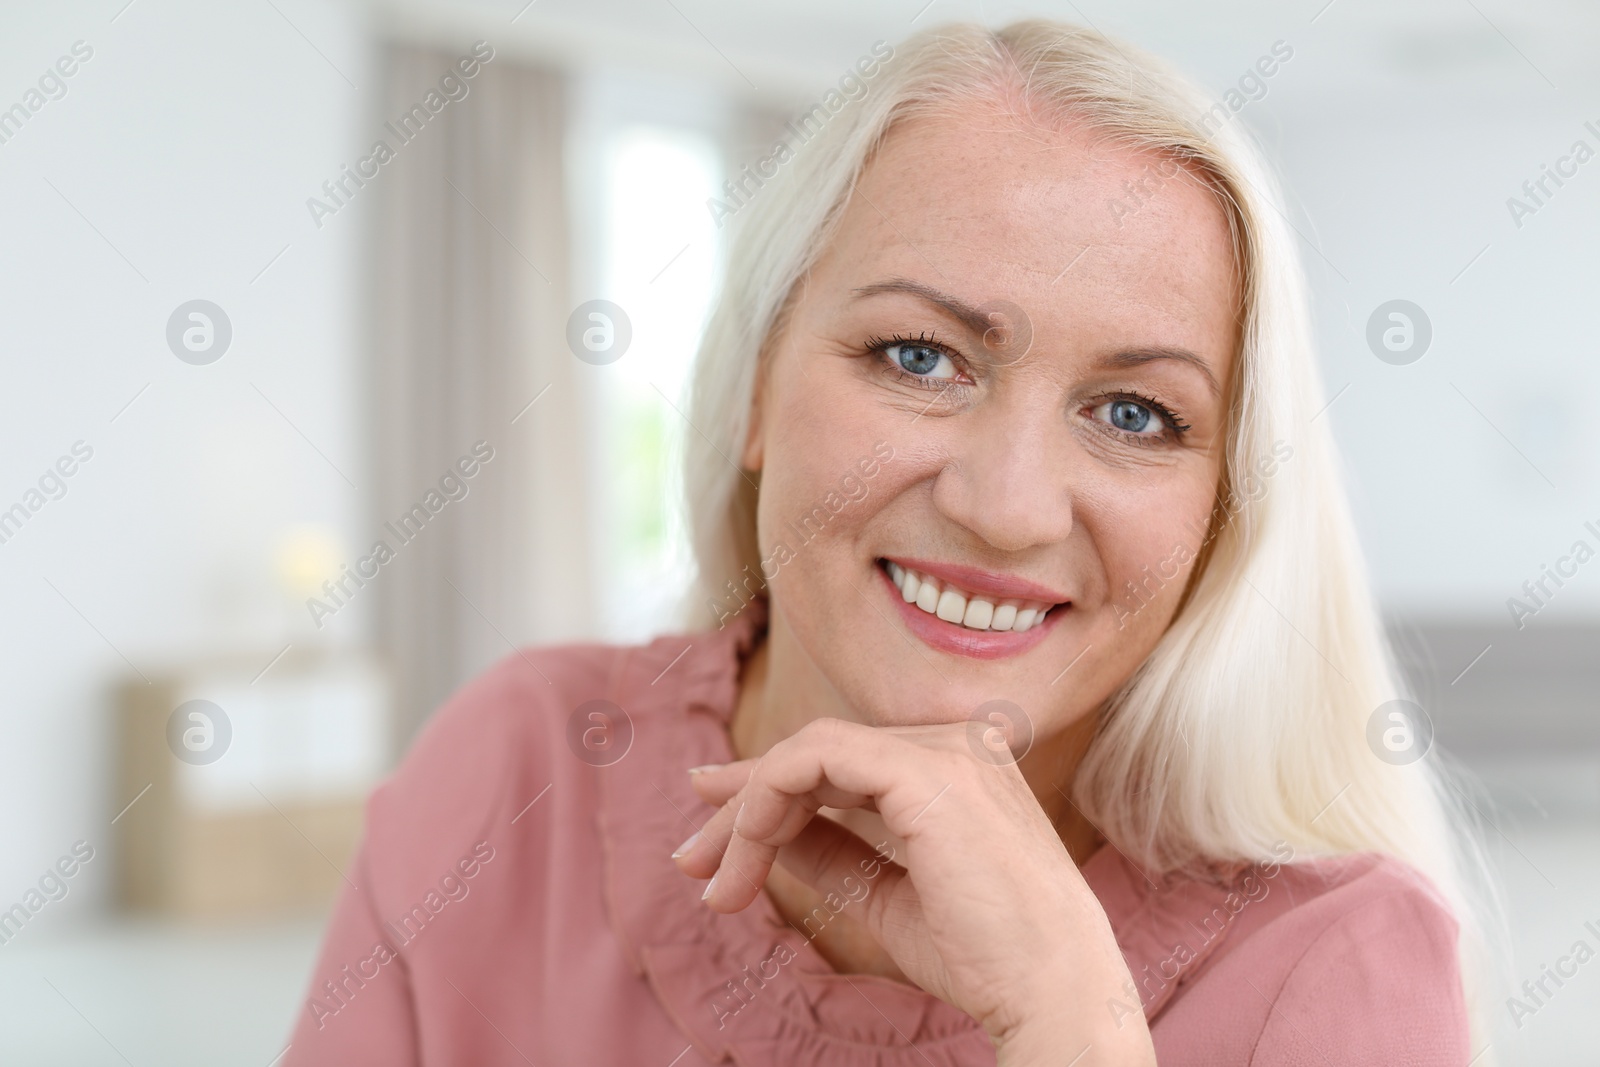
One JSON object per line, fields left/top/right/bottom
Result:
{"left": 285, "top": 20, "right": 1491, "bottom": 1066}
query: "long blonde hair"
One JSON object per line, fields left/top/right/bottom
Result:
{"left": 682, "top": 19, "right": 1503, "bottom": 1050}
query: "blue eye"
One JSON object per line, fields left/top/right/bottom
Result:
{"left": 1109, "top": 400, "right": 1151, "bottom": 432}
{"left": 1091, "top": 397, "right": 1178, "bottom": 437}
{"left": 890, "top": 343, "right": 957, "bottom": 380}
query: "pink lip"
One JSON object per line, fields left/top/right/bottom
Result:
{"left": 881, "top": 556, "right": 1071, "bottom": 605}
{"left": 877, "top": 564, "right": 1062, "bottom": 660}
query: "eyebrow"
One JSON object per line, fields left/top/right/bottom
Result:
{"left": 1097, "top": 347, "right": 1222, "bottom": 398}
{"left": 850, "top": 277, "right": 1223, "bottom": 398}
{"left": 852, "top": 278, "right": 995, "bottom": 337}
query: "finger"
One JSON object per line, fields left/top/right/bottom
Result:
{"left": 703, "top": 721, "right": 931, "bottom": 914}
{"left": 689, "top": 759, "right": 872, "bottom": 814}
{"left": 704, "top": 802, "right": 811, "bottom": 912}
{"left": 702, "top": 791, "right": 876, "bottom": 914}
{"left": 686, "top": 760, "right": 756, "bottom": 806}
{"left": 672, "top": 788, "right": 817, "bottom": 889}
{"left": 677, "top": 759, "right": 854, "bottom": 879}
{"left": 775, "top": 816, "right": 908, "bottom": 948}
{"left": 674, "top": 761, "right": 858, "bottom": 885}
{"left": 671, "top": 794, "right": 740, "bottom": 880}
{"left": 734, "top": 719, "right": 950, "bottom": 845}
{"left": 687, "top": 720, "right": 977, "bottom": 811}
{"left": 684, "top": 720, "right": 980, "bottom": 913}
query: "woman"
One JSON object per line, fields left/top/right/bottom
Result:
{"left": 285, "top": 20, "right": 1494, "bottom": 1065}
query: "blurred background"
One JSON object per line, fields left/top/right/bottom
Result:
{"left": 1, "top": 0, "right": 1596, "bottom": 1063}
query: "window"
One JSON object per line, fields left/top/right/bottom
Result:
{"left": 588, "top": 120, "right": 725, "bottom": 641}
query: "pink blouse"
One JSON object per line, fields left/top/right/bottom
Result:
{"left": 282, "top": 602, "right": 1469, "bottom": 1065}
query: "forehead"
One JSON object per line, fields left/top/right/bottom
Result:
{"left": 814, "top": 101, "right": 1241, "bottom": 366}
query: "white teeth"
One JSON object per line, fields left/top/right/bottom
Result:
{"left": 884, "top": 562, "right": 1057, "bottom": 633}
{"left": 935, "top": 589, "right": 966, "bottom": 623}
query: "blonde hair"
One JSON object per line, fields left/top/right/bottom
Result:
{"left": 683, "top": 19, "right": 1503, "bottom": 1050}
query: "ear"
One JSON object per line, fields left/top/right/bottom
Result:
{"left": 740, "top": 372, "right": 765, "bottom": 472}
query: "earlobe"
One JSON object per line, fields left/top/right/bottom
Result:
{"left": 740, "top": 381, "right": 765, "bottom": 471}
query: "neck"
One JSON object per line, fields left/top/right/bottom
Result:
{"left": 729, "top": 608, "right": 1105, "bottom": 867}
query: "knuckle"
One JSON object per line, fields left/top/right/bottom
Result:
{"left": 799, "top": 716, "right": 849, "bottom": 746}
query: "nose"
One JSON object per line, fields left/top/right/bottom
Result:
{"left": 929, "top": 404, "right": 1075, "bottom": 552}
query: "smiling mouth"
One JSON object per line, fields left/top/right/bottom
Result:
{"left": 875, "top": 559, "right": 1064, "bottom": 633}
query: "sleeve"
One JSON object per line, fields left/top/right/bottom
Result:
{"left": 1247, "top": 884, "right": 1470, "bottom": 1066}
{"left": 280, "top": 843, "right": 419, "bottom": 1066}
{"left": 276, "top": 643, "right": 558, "bottom": 1066}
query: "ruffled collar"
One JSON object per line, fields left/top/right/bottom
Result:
{"left": 596, "top": 598, "right": 1245, "bottom": 1065}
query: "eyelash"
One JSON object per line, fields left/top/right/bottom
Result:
{"left": 865, "top": 332, "right": 963, "bottom": 390}
{"left": 1103, "top": 392, "right": 1193, "bottom": 440}
{"left": 863, "top": 332, "right": 1192, "bottom": 444}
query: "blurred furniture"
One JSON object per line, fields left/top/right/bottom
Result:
{"left": 1388, "top": 619, "right": 1600, "bottom": 756}
{"left": 114, "top": 649, "right": 388, "bottom": 919}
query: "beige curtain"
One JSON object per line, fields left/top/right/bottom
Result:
{"left": 368, "top": 46, "right": 592, "bottom": 748}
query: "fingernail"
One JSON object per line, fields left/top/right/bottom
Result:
{"left": 671, "top": 833, "right": 698, "bottom": 859}
{"left": 732, "top": 802, "right": 745, "bottom": 832}
{"left": 701, "top": 873, "right": 718, "bottom": 901}
{"left": 688, "top": 764, "right": 723, "bottom": 776}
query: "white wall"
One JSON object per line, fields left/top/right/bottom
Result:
{"left": 1272, "top": 100, "right": 1600, "bottom": 622}
{"left": 0, "top": 0, "right": 372, "bottom": 912}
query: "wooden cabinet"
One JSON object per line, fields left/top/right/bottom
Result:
{"left": 114, "top": 650, "right": 389, "bottom": 919}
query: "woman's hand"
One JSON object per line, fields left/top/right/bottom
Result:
{"left": 671, "top": 718, "right": 1158, "bottom": 1066}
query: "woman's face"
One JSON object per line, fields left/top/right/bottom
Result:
{"left": 742, "top": 100, "right": 1240, "bottom": 738}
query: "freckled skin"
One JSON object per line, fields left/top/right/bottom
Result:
{"left": 729, "top": 99, "right": 1240, "bottom": 979}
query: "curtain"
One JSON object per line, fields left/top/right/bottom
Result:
{"left": 368, "top": 45, "right": 593, "bottom": 748}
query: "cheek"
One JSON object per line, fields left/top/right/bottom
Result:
{"left": 754, "top": 363, "right": 887, "bottom": 582}
{"left": 1084, "top": 475, "right": 1215, "bottom": 622}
